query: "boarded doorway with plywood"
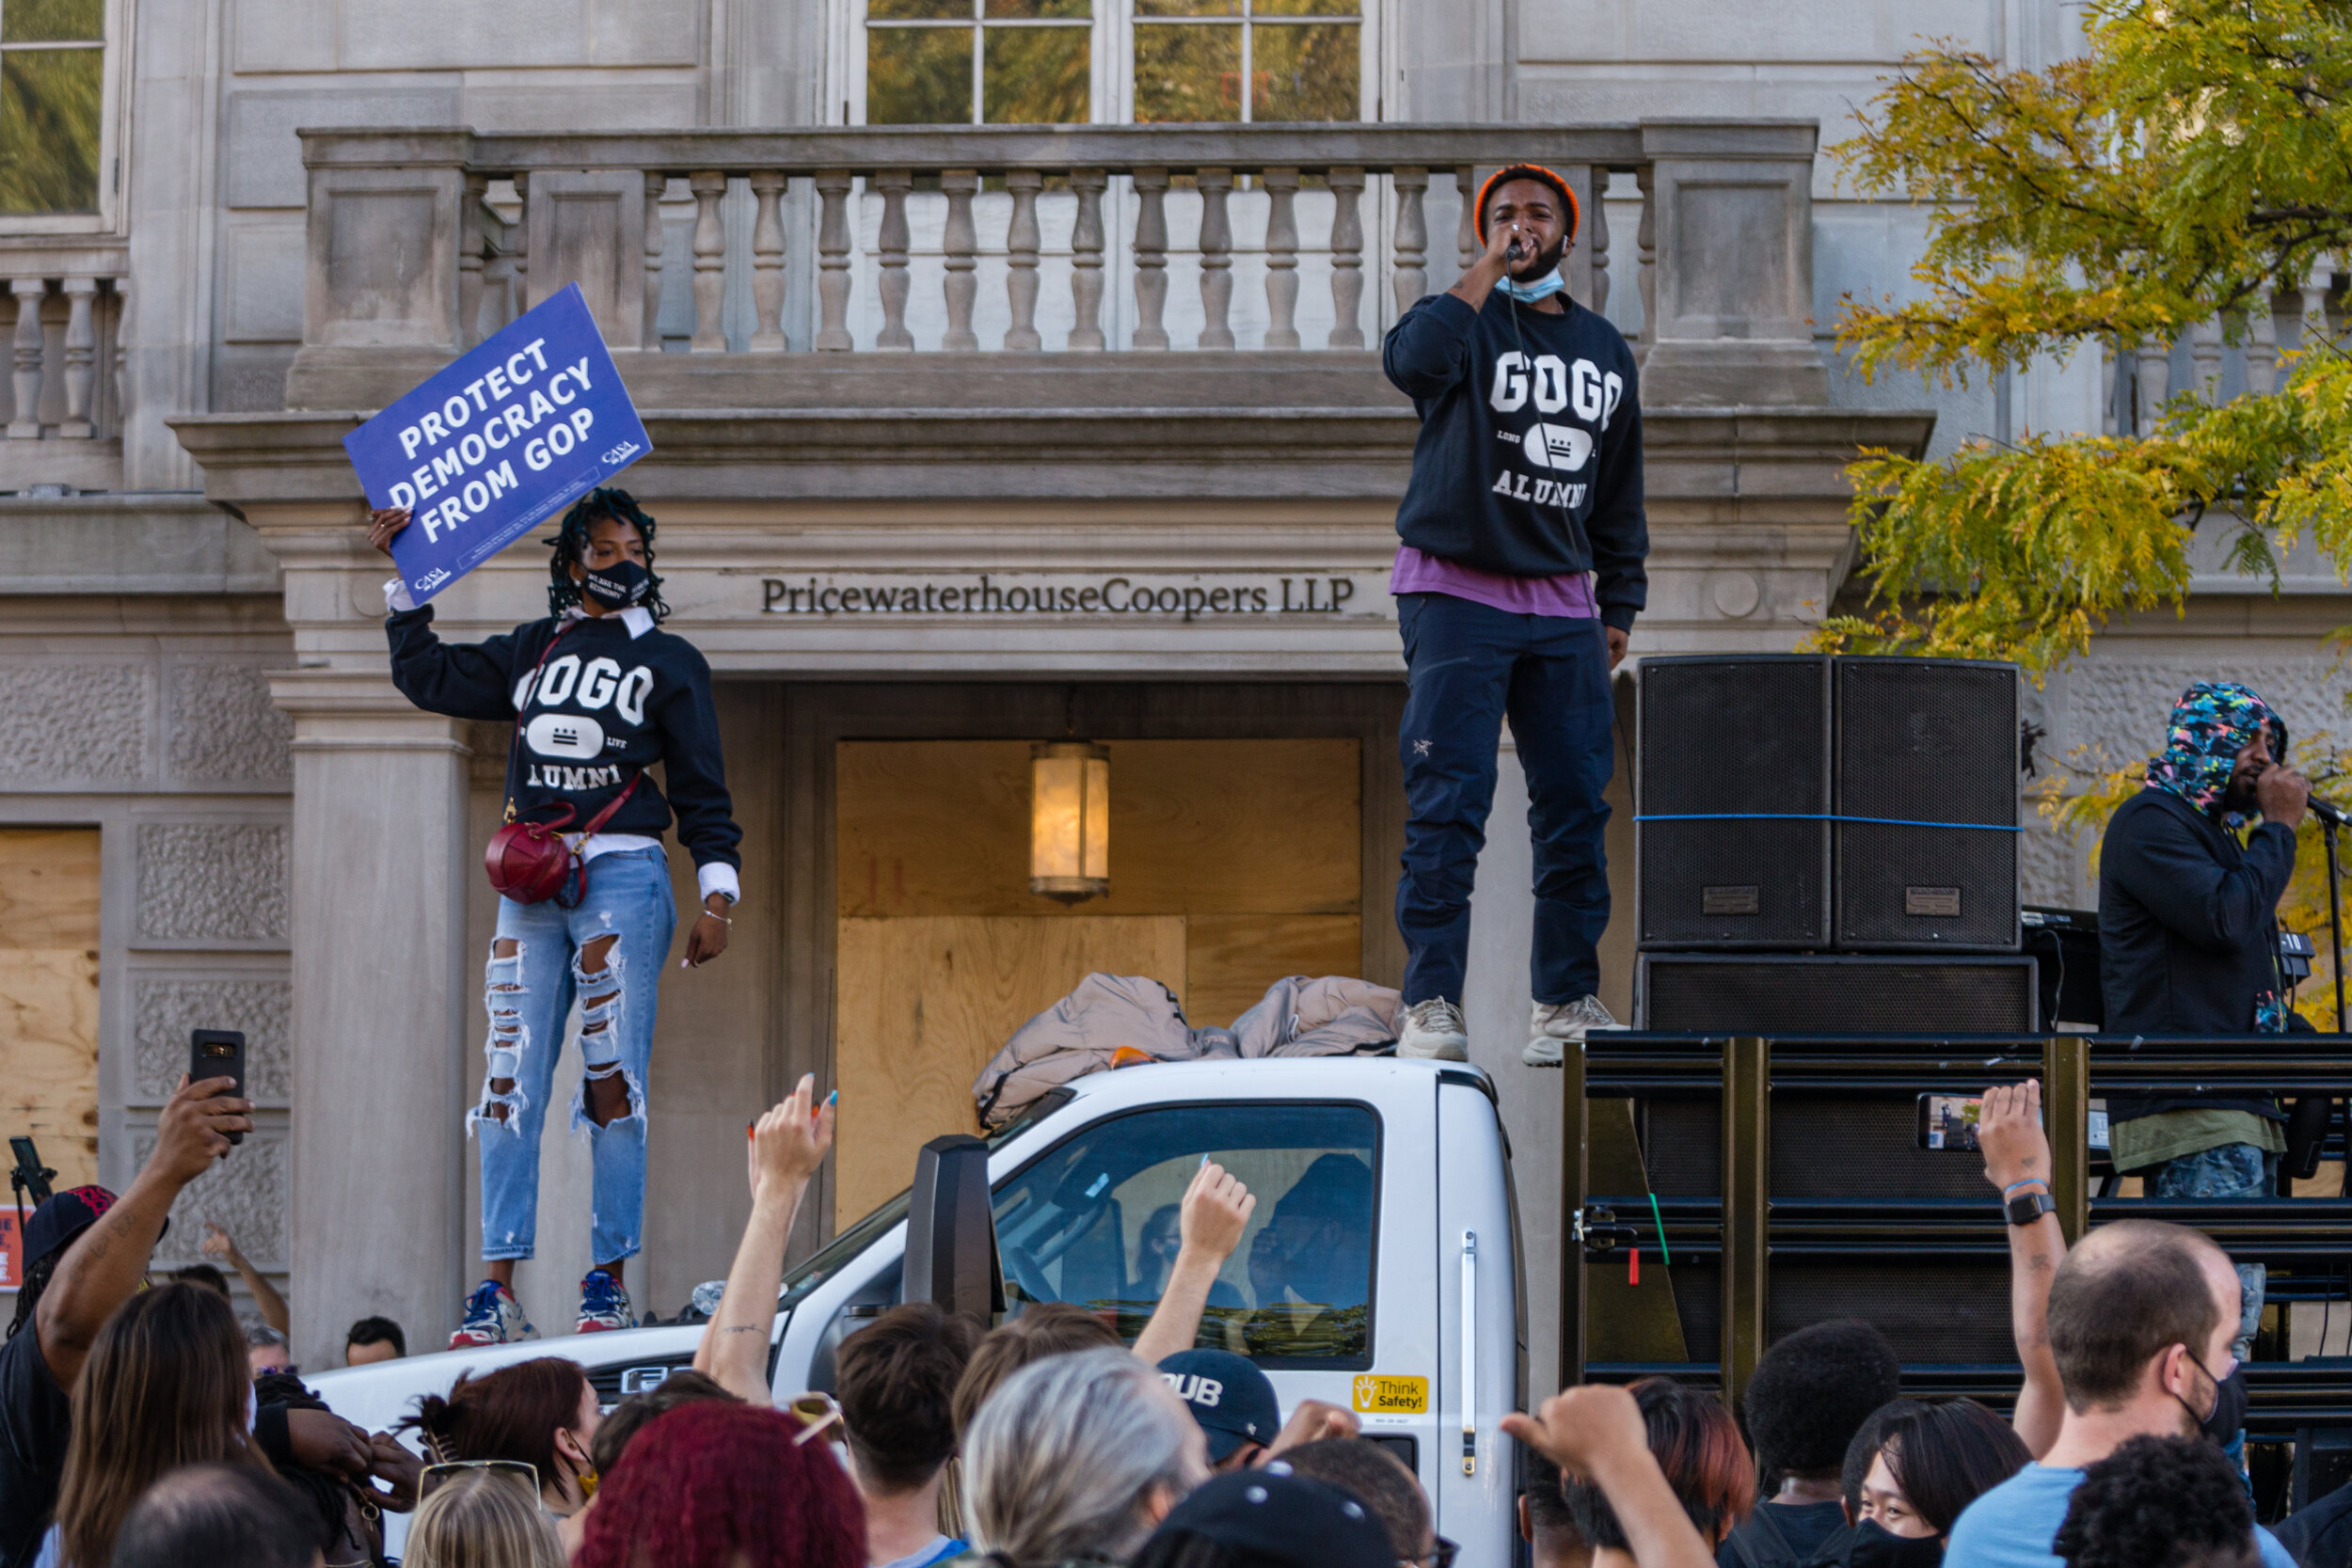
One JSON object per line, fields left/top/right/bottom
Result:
{"left": 833, "top": 739, "right": 1361, "bottom": 1225}
{"left": 0, "top": 829, "right": 100, "bottom": 1194}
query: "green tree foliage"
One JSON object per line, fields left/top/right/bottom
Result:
{"left": 1816, "top": 0, "right": 2352, "bottom": 673}
{"left": 1819, "top": 2, "right": 2352, "bottom": 1019}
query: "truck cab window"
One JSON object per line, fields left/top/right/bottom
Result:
{"left": 990, "top": 1102, "right": 1378, "bottom": 1368}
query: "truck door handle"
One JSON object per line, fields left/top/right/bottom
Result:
{"left": 1459, "top": 1228, "right": 1477, "bottom": 1477}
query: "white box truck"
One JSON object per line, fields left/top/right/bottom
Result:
{"left": 309, "top": 1057, "right": 1530, "bottom": 1563}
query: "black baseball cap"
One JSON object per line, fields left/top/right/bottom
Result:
{"left": 23, "top": 1185, "right": 137, "bottom": 1270}
{"left": 1159, "top": 1349, "right": 1282, "bottom": 1463}
{"left": 1146, "top": 1467, "right": 1395, "bottom": 1568}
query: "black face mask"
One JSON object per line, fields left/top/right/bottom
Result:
{"left": 1847, "top": 1520, "right": 1945, "bottom": 1568}
{"left": 2199, "top": 1363, "right": 2249, "bottom": 1444}
{"left": 580, "top": 559, "right": 650, "bottom": 610}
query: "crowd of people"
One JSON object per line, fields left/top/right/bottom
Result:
{"left": 0, "top": 1055, "right": 2321, "bottom": 1568}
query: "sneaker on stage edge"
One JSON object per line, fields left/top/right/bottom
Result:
{"left": 1397, "top": 998, "right": 1470, "bottom": 1061}
{"left": 578, "top": 1267, "right": 637, "bottom": 1334}
{"left": 449, "top": 1279, "right": 538, "bottom": 1350}
{"left": 1522, "top": 994, "right": 1628, "bottom": 1067}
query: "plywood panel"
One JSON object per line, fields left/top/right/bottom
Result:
{"left": 1184, "top": 913, "right": 1364, "bottom": 1029}
{"left": 0, "top": 951, "right": 98, "bottom": 1188}
{"left": 836, "top": 740, "right": 1359, "bottom": 919}
{"left": 834, "top": 915, "right": 1186, "bottom": 1227}
{"left": 0, "top": 830, "right": 100, "bottom": 949}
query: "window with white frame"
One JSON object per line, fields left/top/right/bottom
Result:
{"left": 0, "top": 0, "right": 104, "bottom": 214}
{"left": 866, "top": 0, "right": 1096, "bottom": 126}
{"left": 861, "top": 0, "right": 1366, "bottom": 126}
{"left": 1132, "top": 0, "right": 1361, "bottom": 123}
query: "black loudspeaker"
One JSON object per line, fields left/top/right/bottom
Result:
{"left": 1834, "top": 657, "right": 2020, "bottom": 950}
{"left": 1636, "top": 953, "right": 2040, "bottom": 1033}
{"left": 1637, "top": 657, "right": 1831, "bottom": 948}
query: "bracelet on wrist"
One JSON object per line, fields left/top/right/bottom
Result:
{"left": 2001, "top": 1177, "right": 2049, "bottom": 1196}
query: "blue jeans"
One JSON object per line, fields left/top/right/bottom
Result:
{"left": 476, "top": 847, "right": 675, "bottom": 1265}
{"left": 2149, "top": 1141, "right": 2274, "bottom": 1363}
{"left": 1395, "top": 593, "right": 1614, "bottom": 1006}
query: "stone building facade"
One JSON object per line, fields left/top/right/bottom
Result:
{"left": 0, "top": 0, "right": 2339, "bottom": 1389}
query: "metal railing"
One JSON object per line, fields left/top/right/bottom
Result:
{"left": 1558, "top": 1032, "right": 2352, "bottom": 1437}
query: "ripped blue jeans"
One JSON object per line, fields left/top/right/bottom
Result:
{"left": 476, "top": 847, "right": 675, "bottom": 1265}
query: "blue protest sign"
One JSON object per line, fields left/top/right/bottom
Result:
{"left": 344, "top": 282, "right": 652, "bottom": 605}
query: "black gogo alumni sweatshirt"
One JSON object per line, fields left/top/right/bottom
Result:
{"left": 2098, "top": 786, "right": 2296, "bottom": 1125}
{"left": 388, "top": 605, "right": 743, "bottom": 877}
{"left": 1382, "top": 289, "right": 1648, "bottom": 630}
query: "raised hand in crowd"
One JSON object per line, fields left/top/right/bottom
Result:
{"left": 38, "top": 1072, "right": 250, "bottom": 1390}
{"left": 1502, "top": 1385, "right": 1717, "bottom": 1568}
{"left": 200, "top": 1219, "right": 290, "bottom": 1337}
{"left": 694, "top": 1073, "right": 838, "bottom": 1402}
{"left": 1133, "top": 1160, "right": 1256, "bottom": 1364}
{"left": 1980, "top": 1077, "right": 2067, "bottom": 1458}
{"left": 1265, "top": 1397, "right": 1360, "bottom": 1457}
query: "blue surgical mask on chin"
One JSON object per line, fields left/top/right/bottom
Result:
{"left": 1497, "top": 271, "right": 1565, "bottom": 304}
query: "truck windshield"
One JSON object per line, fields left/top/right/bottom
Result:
{"left": 989, "top": 1101, "right": 1380, "bottom": 1369}
{"left": 778, "top": 1088, "right": 1073, "bottom": 1312}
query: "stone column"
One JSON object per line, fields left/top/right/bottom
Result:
{"left": 1637, "top": 120, "right": 1831, "bottom": 407}
{"left": 272, "top": 672, "right": 473, "bottom": 1370}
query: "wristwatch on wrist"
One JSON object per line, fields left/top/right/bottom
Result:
{"left": 2005, "top": 1189, "right": 2058, "bottom": 1227}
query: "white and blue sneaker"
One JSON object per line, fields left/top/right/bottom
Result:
{"left": 578, "top": 1267, "right": 636, "bottom": 1334}
{"left": 449, "top": 1279, "right": 538, "bottom": 1350}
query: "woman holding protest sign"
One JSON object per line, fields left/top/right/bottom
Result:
{"left": 368, "top": 487, "right": 742, "bottom": 1348}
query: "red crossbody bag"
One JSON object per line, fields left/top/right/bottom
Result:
{"left": 485, "top": 623, "right": 642, "bottom": 907}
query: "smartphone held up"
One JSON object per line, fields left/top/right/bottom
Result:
{"left": 190, "top": 1030, "right": 246, "bottom": 1148}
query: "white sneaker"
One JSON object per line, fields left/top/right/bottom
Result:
{"left": 1396, "top": 998, "right": 1470, "bottom": 1061}
{"left": 1523, "top": 995, "right": 1628, "bottom": 1066}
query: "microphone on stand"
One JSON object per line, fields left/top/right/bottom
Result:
{"left": 2309, "top": 795, "right": 2345, "bottom": 827}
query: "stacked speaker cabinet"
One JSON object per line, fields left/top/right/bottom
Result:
{"left": 1634, "top": 654, "right": 2029, "bottom": 1031}
{"left": 1833, "top": 657, "right": 2020, "bottom": 950}
{"left": 1637, "top": 656, "right": 1832, "bottom": 949}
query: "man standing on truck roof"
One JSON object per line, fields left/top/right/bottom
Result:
{"left": 1382, "top": 163, "right": 1646, "bottom": 1066}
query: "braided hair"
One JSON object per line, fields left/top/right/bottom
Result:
{"left": 6, "top": 1244, "right": 56, "bottom": 1340}
{"left": 546, "top": 487, "right": 671, "bottom": 623}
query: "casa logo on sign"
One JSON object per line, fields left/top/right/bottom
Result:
{"left": 1352, "top": 1374, "right": 1429, "bottom": 1415}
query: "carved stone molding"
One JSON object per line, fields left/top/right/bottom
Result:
{"left": 0, "top": 661, "right": 150, "bottom": 784}
{"left": 134, "top": 1125, "right": 287, "bottom": 1272}
{"left": 133, "top": 977, "right": 293, "bottom": 1101}
{"left": 168, "top": 663, "right": 294, "bottom": 786}
{"left": 135, "top": 822, "right": 290, "bottom": 944}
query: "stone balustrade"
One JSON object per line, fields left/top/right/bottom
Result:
{"left": 2107, "top": 258, "right": 2344, "bottom": 435}
{"left": 1, "top": 250, "right": 126, "bottom": 451}
{"left": 290, "top": 120, "right": 1834, "bottom": 410}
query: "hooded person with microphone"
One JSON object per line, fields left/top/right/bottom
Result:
{"left": 2099, "top": 681, "right": 2312, "bottom": 1370}
{"left": 1380, "top": 163, "right": 1646, "bottom": 1066}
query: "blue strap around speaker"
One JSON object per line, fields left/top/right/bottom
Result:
{"left": 1632, "top": 813, "right": 2022, "bottom": 832}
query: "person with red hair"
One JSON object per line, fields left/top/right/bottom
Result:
{"left": 574, "top": 1400, "right": 866, "bottom": 1568}
{"left": 1506, "top": 1379, "right": 1752, "bottom": 1568}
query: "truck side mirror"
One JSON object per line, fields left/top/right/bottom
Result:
{"left": 905, "top": 1133, "right": 1005, "bottom": 1324}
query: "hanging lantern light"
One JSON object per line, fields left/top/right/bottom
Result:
{"left": 1030, "top": 740, "right": 1110, "bottom": 903}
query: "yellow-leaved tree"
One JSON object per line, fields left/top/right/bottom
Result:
{"left": 1814, "top": 0, "right": 2352, "bottom": 1020}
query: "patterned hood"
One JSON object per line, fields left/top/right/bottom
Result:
{"left": 2143, "top": 681, "right": 2288, "bottom": 825}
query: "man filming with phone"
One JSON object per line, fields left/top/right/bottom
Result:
{"left": 2099, "top": 682, "right": 2312, "bottom": 1368}
{"left": 1382, "top": 164, "right": 1646, "bottom": 1067}
{"left": 0, "top": 1074, "right": 406, "bottom": 1566}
